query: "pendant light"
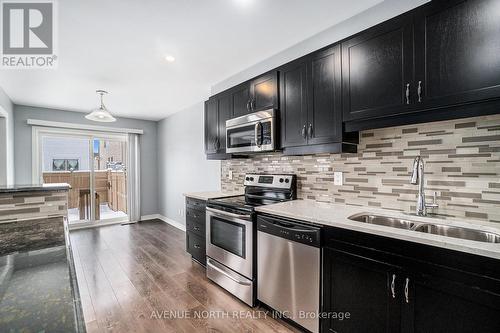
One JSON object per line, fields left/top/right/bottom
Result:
{"left": 85, "top": 90, "right": 116, "bottom": 122}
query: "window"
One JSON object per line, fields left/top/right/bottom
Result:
{"left": 52, "top": 159, "right": 79, "bottom": 171}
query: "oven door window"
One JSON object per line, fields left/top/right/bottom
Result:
{"left": 227, "top": 124, "right": 256, "bottom": 149}
{"left": 210, "top": 217, "right": 246, "bottom": 258}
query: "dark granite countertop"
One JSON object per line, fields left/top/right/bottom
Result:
{"left": 0, "top": 245, "right": 85, "bottom": 332}
{"left": 0, "top": 183, "right": 71, "bottom": 194}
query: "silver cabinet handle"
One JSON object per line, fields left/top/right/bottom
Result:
{"left": 404, "top": 277, "right": 410, "bottom": 303}
{"left": 308, "top": 124, "right": 313, "bottom": 138}
{"left": 405, "top": 83, "right": 410, "bottom": 105}
{"left": 301, "top": 125, "right": 307, "bottom": 139}
{"left": 417, "top": 80, "right": 422, "bottom": 103}
{"left": 194, "top": 244, "right": 201, "bottom": 249}
{"left": 391, "top": 274, "right": 396, "bottom": 299}
{"left": 246, "top": 100, "right": 251, "bottom": 112}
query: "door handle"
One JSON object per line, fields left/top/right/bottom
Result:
{"left": 404, "top": 277, "right": 410, "bottom": 303}
{"left": 405, "top": 83, "right": 410, "bottom": 105}
{"left": 301, "top": 125, "right": 307, "bottom": 139}
{"left": 255, "top": 122, "right": 262, "bottom": 147}
{"left": 206, "top": 207, "right": 252, "bottom": 220}
{"left": 207, "top": 259, "right": 252, "bottom": 286}
{"left": 391, "top": 274, "right": 396, "bottom": 299}
{"left": 417, "top": 80, "right": 422, "bottom": 103}
{"left": 246, "top": 100, "right": 251, "bottom": 112}
{"left": 308, "top": 124, "right": 313, "bottom": 138}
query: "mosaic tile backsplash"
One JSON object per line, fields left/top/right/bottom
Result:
{"left": 221, "top": 114, "right": 500, "bottom": 224}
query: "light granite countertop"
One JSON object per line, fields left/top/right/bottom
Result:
{"left": 183, "top": 190, "right": 244, "bottom": 201}
{"left": 255, "top": 200, "right": 500, "bottom": 260}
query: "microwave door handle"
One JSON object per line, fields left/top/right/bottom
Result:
{"left": 255, "top": 122, "right": 262, "bottom": 147}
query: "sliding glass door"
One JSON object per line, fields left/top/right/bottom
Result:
{"left": 35, "top": 129, "right": 129, "bottom": 227}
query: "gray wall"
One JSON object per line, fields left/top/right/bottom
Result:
{"left": 212, "top": 0, "right": 430, "bottom": 94}
{"left": 0, "top": 86, "right": 14, "bottom": 185}
{"left": 157, "top": 102, "right": 220, "bottom": 224}
{"left": 13, "top": 105, "right": 159, "bottom": 216}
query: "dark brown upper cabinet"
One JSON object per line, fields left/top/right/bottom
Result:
{"left": 308, "top": 46, "right": 343, "bottom": 146}
{"left": 280, "top": 60, "right": 308, "bottom": 148}
{"left": 414, "top": 0, "right": 500, "bottom": 109}
{"left": 230, "top": 71, "right": 278, "bottom": 118}
{"left": 250, "top": 71, "right": 278, "bottom": 111}
{"left": 217, "top": 93, "right": 231, "bottom": 153}
{"left": 204, "top": 98, "right": 218, "bottom": 155}
{"left": 231, "top": 83, "right": 251, "bottom": 118}
{"left": 205, "top": 93, "right": 231, "bottom": 159}
{"left": 342, "top": 13, "right": 414, "bottom": 122}
{"left": 344, "top": 0, "right": 500, "bottom": 131}
{"left": 280, "top": 45, "right": 357, "bottom": 155}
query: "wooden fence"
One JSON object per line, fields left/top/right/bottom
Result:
{"left": 43, "top": 170, "right": 127, "bottom": 214}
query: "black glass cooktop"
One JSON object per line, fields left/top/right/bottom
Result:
{"left": 207, "top": 194, "right": 288, "bottom": 214}
{"left": 208, "top": 195, "right": 261, "bottom": 210}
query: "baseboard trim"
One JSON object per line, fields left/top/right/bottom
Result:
{"left": 140, "top": 214, "right": 186, "bottom": 232}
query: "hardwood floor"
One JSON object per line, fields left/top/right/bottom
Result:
{"left": 70, "top": 219, "right": 301, "bottom": 333}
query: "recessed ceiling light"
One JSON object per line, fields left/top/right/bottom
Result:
{"left": 165, "top": 55, "right": 175, "bottom": 62}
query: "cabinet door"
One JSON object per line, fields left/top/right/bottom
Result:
{"left": 342, "top": 14, "right": 414, "bottom": 121}
{"left": 250, "top": 71, "right": 278, "bottom": 111}
{"left": 414, "top": 0, "right": 500, "bottom": 109}
{"left": 231, "top": 83, "right": 251, "bottom": 118}
{"left": 322, "top": 248, "right": 401, "bottom": 333}
{"left": 186, "top": 231, "right": 206, "bottom": 266}
{"left": 279, "top": 61, "right": 308, "bottom": 148}
{"left": 217, "top": 93, "right": 231, "bottom": 153}
{"left": 204, "top": 98, "right": 218, "bottom": 154}
{"left": 403, "top": 271, "right": 500, "bottom": 333}
{"left": 307, "top": 45, "right": 342, "bottom": 145}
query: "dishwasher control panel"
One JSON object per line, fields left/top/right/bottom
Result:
{"left": 257, "top": 216, "right": 321, "bottom": 247}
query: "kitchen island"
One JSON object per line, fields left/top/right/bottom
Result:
{"left": 0, "top": 184, "right": 85, "bottom": 332}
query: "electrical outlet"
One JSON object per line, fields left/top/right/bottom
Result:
{"left": 228, "top": 170, "right": 233, "bottom": 180}
{"left": 333, "top": 172, "right": 343, "bottom": 186}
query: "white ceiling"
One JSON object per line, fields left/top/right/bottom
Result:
{"left": 0, "top": 0, "right": 382, "bottom": 121}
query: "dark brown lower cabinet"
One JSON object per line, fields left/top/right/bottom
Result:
{"left": 322, "top": 248, "right": 401, "bottom": 333}
{"left": 322, "top": 227, "right": 500, "bottom": 333}
{"left": 185, "top": 198, "right": 206, "bottom": 266}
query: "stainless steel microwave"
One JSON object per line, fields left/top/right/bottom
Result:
{"left": 225, "top": 109, "right": 276, "bottom": 154}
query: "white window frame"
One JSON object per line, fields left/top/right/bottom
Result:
{"left": 32, "top": 126, "right": 131, "bottom": 229}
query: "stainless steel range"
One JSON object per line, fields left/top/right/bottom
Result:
{"left": 205, "top": 174, "right": 296, "bottom": 306}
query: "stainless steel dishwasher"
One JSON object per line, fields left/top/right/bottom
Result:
{"left": 257, "top": 215, "right": 321, "bottom": 333}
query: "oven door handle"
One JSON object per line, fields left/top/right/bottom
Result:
{"left": 207, "top": 259, "right": 252, "bottom": 286}
{"left": 206, "top": 207, "right": 252, "bottom": 220}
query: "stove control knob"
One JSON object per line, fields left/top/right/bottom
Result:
{"left": 245, "top": 177, "right": 249, "bottom": 181}
{"left": 249, "top": 177, "right": 254, "bottom": 181}
{"left": 285, "top": 179, "right": 290, "bottom": 183}
{"left": 279, "top": 178, "right": 284, "bottom": 183}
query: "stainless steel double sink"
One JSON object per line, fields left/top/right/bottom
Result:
{"left": 348, "top": 213, "right": 500, "bottom": 243}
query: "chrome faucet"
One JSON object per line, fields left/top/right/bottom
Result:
{"left": 410, "top": 156, "right": 438, "bottom": 216}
